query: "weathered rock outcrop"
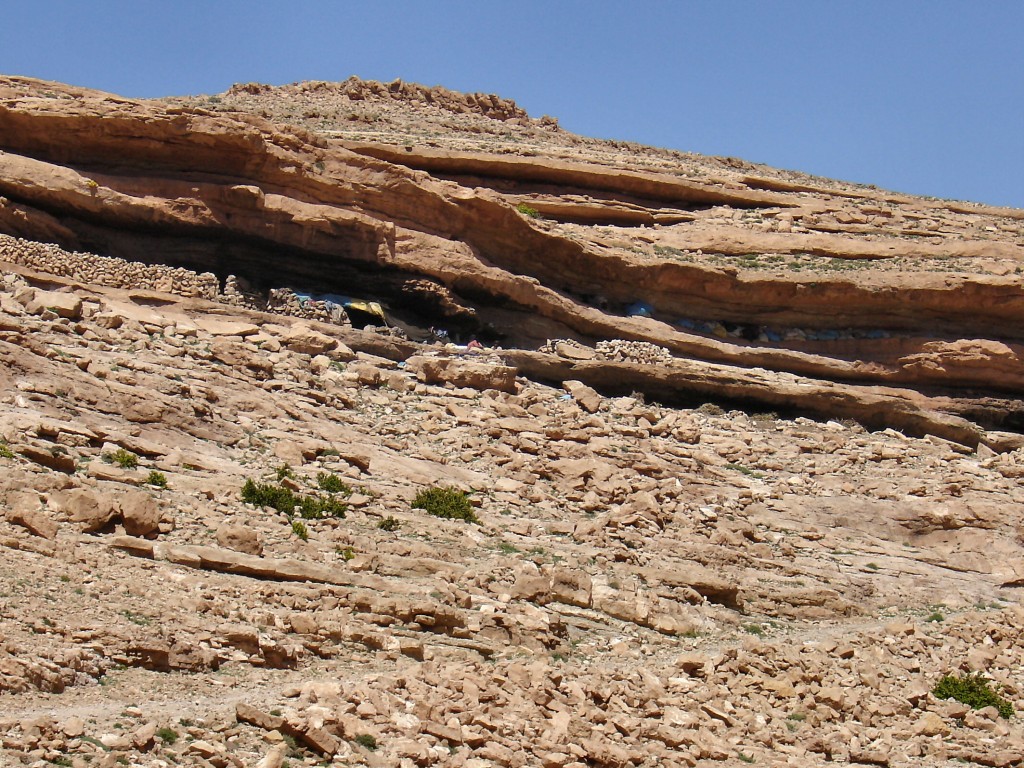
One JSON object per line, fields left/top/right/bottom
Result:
{"left": 0, "top": 75, "right": 1023, "bottom": 437}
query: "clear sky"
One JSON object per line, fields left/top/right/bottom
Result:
{"left": 2, "top": 1, "right": 1021, "bottom": 208}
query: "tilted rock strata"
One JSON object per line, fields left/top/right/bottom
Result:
{"left": 0, "top": 76, "right": 1022, "bottom": 439}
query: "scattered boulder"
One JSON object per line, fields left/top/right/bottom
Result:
{"left": 217, "top": 523, "right": 264, "bottom": 556}
{"left": 280, "top": 324, "right": 337, "bottom": 355}
{"left": 23, "top": 288, "right": 82, "bottom": 319}
{"left": 50, "top": 488, "right": 118, "bottom": 533}
{"left": 563, "top": 379, "right": 602, "bottom": 413}
{"left": 407, "top": 355, "right": 518, "bottom": 393}
{"left": 118, "top": 490, "right": 162, "bottom": 537}
{"left": 4, "top": 492, "right": 57, "bottom": 539}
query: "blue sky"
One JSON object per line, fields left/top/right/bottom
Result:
{"left": 2, "top": 1, "right": 1021, "bottom": 208}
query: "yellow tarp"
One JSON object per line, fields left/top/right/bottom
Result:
{"left": 345, "top": 300, "right": 386, "bottom": 322}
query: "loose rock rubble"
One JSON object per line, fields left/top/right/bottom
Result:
{"left": 542, "top": 338, "right": 675, "bottom": 366}
{"left": 0, "top": 256, "right": 1021, "bottom": 766}
{"left": 0, "top": 74, "right": 1022, "bottom": 768}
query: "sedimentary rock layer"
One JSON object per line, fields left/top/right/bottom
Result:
{"left": 1, "top": 75, "right": 1023, "bottom": 434}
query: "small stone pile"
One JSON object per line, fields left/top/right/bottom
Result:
{"left": 0, "top": 643, "right": 108, "bottom": 695}
{"left": 266, "top": 287, "right": 350, "bottom": 326}
{"left": 217, "top": 274, "right": 264, "bottom": 311}
{"left": 540, "top": 338, "right": 589, "bottom": 356}
{"left": 0, "top": 235, "right": 218, "bottom": 298}
{"left": 596, "top": 339, "right": 675, "bottom": 365}
{"left": 542, "top": 338, "right": 675, "bottom": 365}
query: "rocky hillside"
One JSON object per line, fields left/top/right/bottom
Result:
{"left": 0, "top": 76, "right": 1022, "bottom": 767}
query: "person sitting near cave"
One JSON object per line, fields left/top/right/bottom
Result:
{"left": 467, "top": 338, "right": 483, "bottom": 351}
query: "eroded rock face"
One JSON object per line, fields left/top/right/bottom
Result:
{"left": 0, "top": 75, "right": 1023, "bottom": 768}
{"left": 0, "top": 75, "right": 1023, "bottom": 434}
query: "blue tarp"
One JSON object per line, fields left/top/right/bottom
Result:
{"left": 627, "top": 301, "right": 654, "bottom": 318}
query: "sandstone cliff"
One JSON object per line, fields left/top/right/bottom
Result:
{"left": 1, "top": 75, "right": 1024, "bottom": 768}
{"left": 1, "top": 75, "right": 1023, "bottom": 442}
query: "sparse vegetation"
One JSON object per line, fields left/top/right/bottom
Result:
{"left": 242, "top": 479, "right": 297, "bottom": 515}
{"left": 412, "top": 486, "right": 478, "bottom": 523}
{"left": 726, "top": 463, "right": 765, "bottom": 479}
{"left": 377, "top": 516, "right": 401, "bottom": 531}
{"left": 291, "top": 520, "right": 309, "bottom": 541}
{"left": 145, "top": 470, "right": 168, "bottom": 488}
{"left": 932, "top": 673, "right": 1013, "bottom": 719}
{"left": 316, "top": 471, "right": 352, "bottom": 495}
{"left": 242, "top": 479, "right": 347, "bottom": 519}
{"left": 121, "top": 610, "right": 151, "bottom": 626}
{"left": 353, "top": 733, "right": 378, "bottom": 751}
{"left": 298, "top": 494, "right": 348, "bottom": 520}
{"left": 0, "top": 442, "right": 13, "bottom": 459}
{"left": 104, "top": 448, "right": 138, "bottom": 469}
{"left": 156, "top": 727, "right": 178, "bottom": 745}
{"left": 515, "top": 202, "right": 540, "bottom": 218}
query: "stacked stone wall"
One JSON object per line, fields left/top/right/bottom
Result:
{"left": 0, "top": 235, "right": 352, "bottom": 327}
{"left": 0, "top": 235, "right": 219, "bottom": 299}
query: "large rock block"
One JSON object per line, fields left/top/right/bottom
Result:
{"left": 118, "top": 490, "right": 162, "bottom": 537}
{"left": 407, "top": 355, "right": 518, "bottom": 393}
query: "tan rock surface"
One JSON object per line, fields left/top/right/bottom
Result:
{"left": 0, "top": 74, "right": 1020, "bottom": 768}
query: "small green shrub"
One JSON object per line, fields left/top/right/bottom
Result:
{"left": 242, "top": 480, "right": 346, "bottom": 519}
{"left": 338, "top": 546, "right": 355, "bottom": 561}
{"left": 726, "top": 463, "right": 764, "bottom": 479}
{"left": 412, "top": 486, "right": 478, "bottom": 523}
{"left": 353, "top": 733, "right": 378, "bottom": 751}
{"left": 105, "top": 449, "right": 138, "bottom": 469}
{"left": 933, "top": 673, "right": 1013, "bottom": 719}
{"left": 242, "top": 479, "right": 298, "bottom": 515}
{"left": 146, "top": 470, "right": 168, "bottom": 488}
{"left": 276, "top": 464, "right": 296, "bottom": 481}
{"left": 515, "top": 202, "right": 540, "bottom": 218}
{"left": 0, "top": 443, "right": 13, "bottom": 460}
{"left": 377, "top": 516, "right": 400, "bottom": 531}
{"left": 926, "top": 610, "right": 944, "bottom": 623}
{"left": 317, "top": 472, "right": 352, "bottom": 495}
{"left": 156, "top": 726, "right": 178, "bottom": 745}
{"left": 291, "top": 520, "right": 309, "bottom": 541}
{"left": 298, "top": 494, "right": 347, "bottom": 520}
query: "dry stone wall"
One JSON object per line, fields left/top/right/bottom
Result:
{"left": 0, "top": 234, "right": 218, "bottom": 299}
{"left": 0, "top": 234, "right": 352, "bottom": 326}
